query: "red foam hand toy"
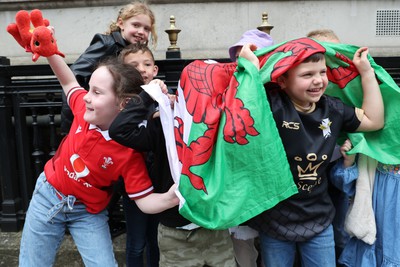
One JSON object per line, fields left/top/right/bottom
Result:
{"left": 6, "top": 9, "right": 65, "bottom": 62}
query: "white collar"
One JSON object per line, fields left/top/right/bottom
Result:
{"left": 89, "top": 124, "right": 112, "bottom": 141}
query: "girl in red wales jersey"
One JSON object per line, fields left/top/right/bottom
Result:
{"left": 18, "top": 31, "right": 178, "bottom": 267}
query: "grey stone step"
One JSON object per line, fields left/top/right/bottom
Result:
{"left": 0, "top": 230, "right": 127, "bottom": 267}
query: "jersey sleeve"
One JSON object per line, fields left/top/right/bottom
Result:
{"left": 66, "top": 87, "right": 86, "bottom": 116}
{"left": 328, "top": 96, "right": 361, "bottom": 133}
{"left": 122, "top": 150, "right": 154, "bottom": 200}
{"left": 329, "top": 159, "right": 358, "bottom": 196}
{"left": 341, "top": 103, "right": 362, "bottom": 132}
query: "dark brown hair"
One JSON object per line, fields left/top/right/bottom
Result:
{"left": 302, "top": 52, "right": 325, "bottom": 63}
{"left": 281, "top": 52, "right": 325, "bottom": 77}
{"left": 96, "top": 56, "right": 144, "bottom": 101}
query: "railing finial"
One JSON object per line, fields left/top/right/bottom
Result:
{"left": 165, "top": 15, "right": 181, "bottom": 52}
{"left": 257, "top": 11, "right": 274, "bottom": 35}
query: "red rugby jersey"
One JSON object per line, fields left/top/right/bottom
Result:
{"left": 44, "top": 87, "right": 153, "bottom": 213}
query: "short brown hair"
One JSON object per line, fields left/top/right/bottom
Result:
{"left": 119, "top": 43, "right": 155, "bottom": 63}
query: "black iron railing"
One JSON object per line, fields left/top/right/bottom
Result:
{"left": 0, "top": 55, "right": 196, "bottom": 232}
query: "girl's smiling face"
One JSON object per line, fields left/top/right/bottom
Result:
{"left": 83, "top": 66, "right": 121, "bottom": 130}
{"left": 278, "top": 58, "right": 328, "bottom": 108}
{"left": 118, "top": 14, "right": 152, "bottom": 45}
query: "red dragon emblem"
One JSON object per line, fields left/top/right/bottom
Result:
{"left": 174, "top": 61, "right": 259, "bottom": 193}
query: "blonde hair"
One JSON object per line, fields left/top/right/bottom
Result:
{"left": 107, "top": 2, "right": 158, "bottom": 49}
{"left": 306, "top": 29, "right": 340, "bottom": 43}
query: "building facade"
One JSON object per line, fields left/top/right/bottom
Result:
{"left": 1, "top": 0, "right": 399, "bottom": 64}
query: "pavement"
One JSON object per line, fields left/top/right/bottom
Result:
{"left": 0, "top": 229, "right": 127, "bottom": 267}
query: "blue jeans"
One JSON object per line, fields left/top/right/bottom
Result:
{"left": 123, "top": 192, "right": 159, "bottom": 267}
{"left": 19, "top": 173, "right": 117, "bottom": 267}
{"left": 259, "top": 224, "right": 336, "bottom": 267}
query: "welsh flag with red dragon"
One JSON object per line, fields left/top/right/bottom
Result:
{"left": 158, "top": 37, "right": 400, "bottom": 229}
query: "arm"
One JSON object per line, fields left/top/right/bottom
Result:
{"left": 47, "top": 55, "right": 80, "bottom": 96}
{"left": 70, "top": 33, "right": 122, "bottom": 89}
{"left": 329, "top": 160, "right": 358, "bottom": 197}
{"left": 341, "top": 138, "right": 356, "bottom": 168}
{"left": 238, "top": 43, "right": 260, "bottom": 70}
{"left": 110, "top": 81, "right": 171, "bottom": 151}
{"left": 135, "top": 184, "right": 179, "bottom": 214}
{"left": 109, "top": 90, "right": 155, "bottom": 151}
{"left": 329, "top": 139, "right": 358, "bottom": 196}
{"left": 353, "top": 47, "right": 384, "bottom": 131}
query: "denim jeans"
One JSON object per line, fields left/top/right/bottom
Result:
{"left": 123, "top": 192, "right": 159, "bottom": 267}
{"left": 259, "top": 224, "right": 336, "bottom": 267}
{"left": 19, "top": 172, "right": 117, "bottom": 267}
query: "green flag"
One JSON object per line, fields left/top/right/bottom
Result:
{"left": 321, "top": 42, "right": 400, "bottom": 164}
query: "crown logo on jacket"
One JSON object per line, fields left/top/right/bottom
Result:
{"left": 295, "top": 153, "right": 327, "bottom": 181}
{"left": 297, "top": 161, "right": 324, "bottom": 181}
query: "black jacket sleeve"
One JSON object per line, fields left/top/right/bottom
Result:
{"left": 109, "top": 91, "right": 157, "bottom": 152}
{"left": 70, "top": 32, "right": 127, "bottom": 89}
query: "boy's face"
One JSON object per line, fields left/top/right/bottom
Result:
{"left": 278, "top": 59, "right": 328, "bottom": 107}
{"left": 123, "top": 51, "right": 158, "bottom": 84}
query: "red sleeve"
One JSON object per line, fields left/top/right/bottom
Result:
{"left": 122, "top": 151, "right": 154, "bottom": 199}
{"left": 67, "top": 87, "right": 86, "bottom": 115}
